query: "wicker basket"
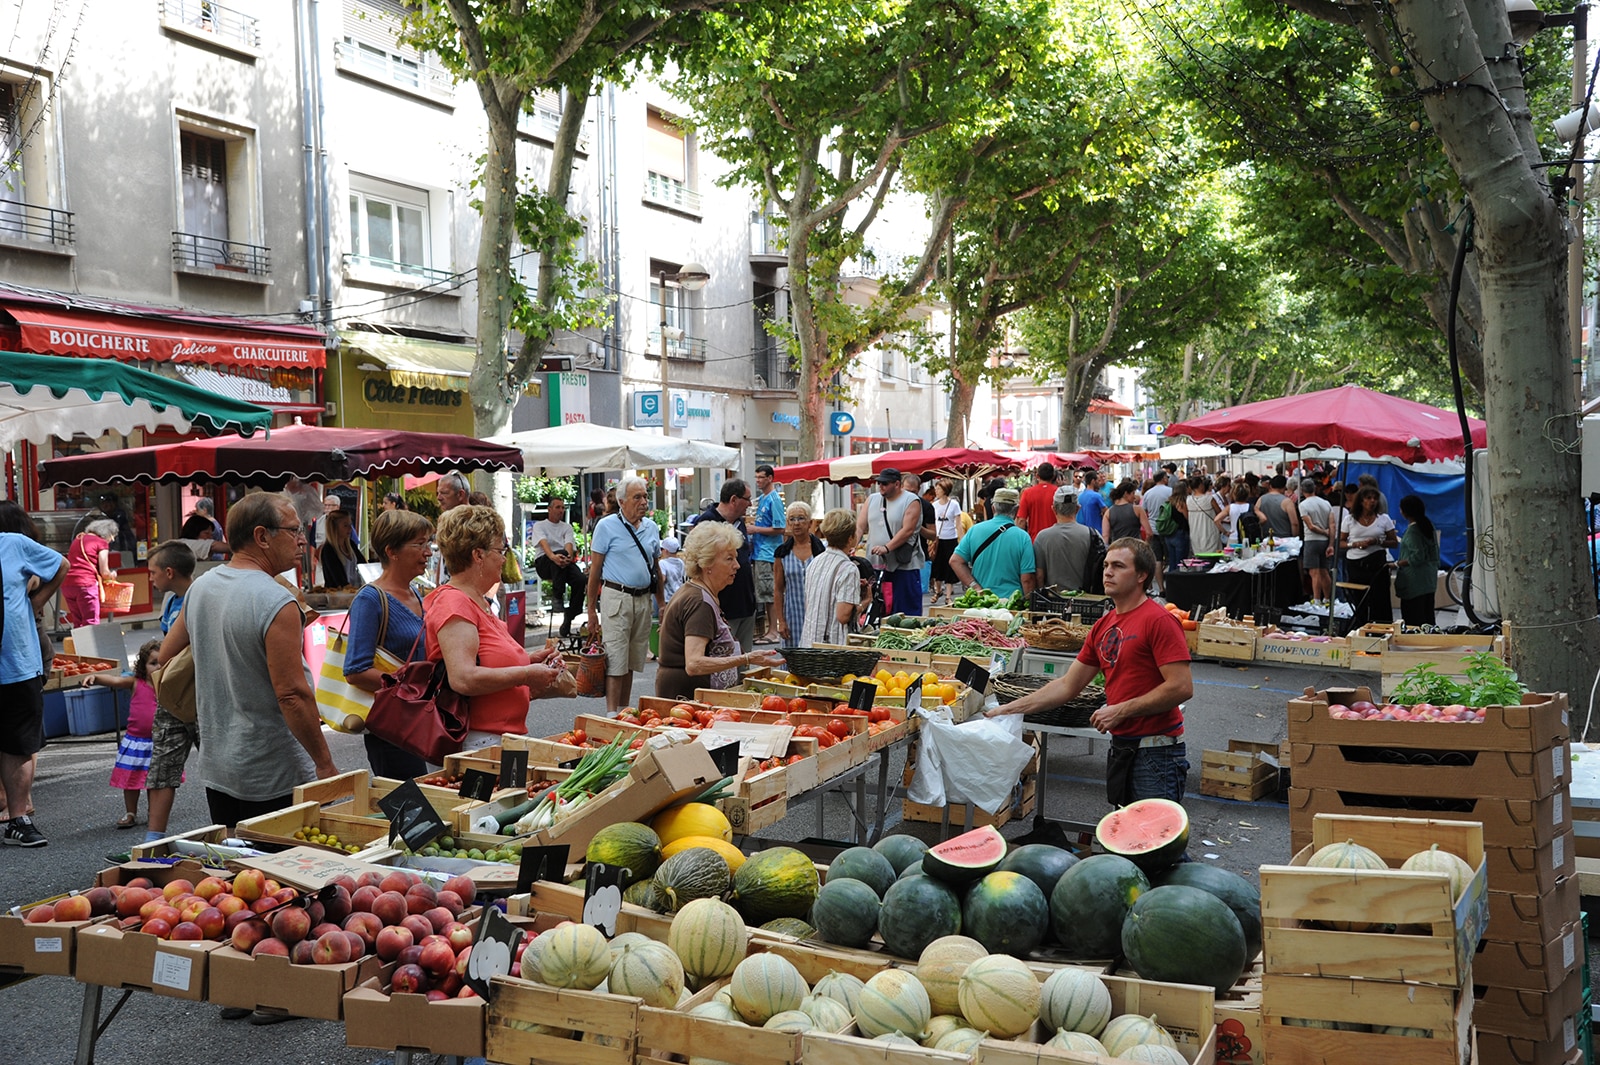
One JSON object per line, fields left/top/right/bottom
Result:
{"left": 776, "top": 646, "right": 883, "bottom": 681}
{"left": 1030, "top": 684, "right": 1106, "bottom": 729}
{"left": 992, "top": 673, "right": 1052, "bottom": 704}
{"left": 1019, "top": 620, "right": 1090, "bottom": 652}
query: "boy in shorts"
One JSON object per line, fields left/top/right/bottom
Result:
{"left": 144, "top": 541, "right": 198, "bottom": 844}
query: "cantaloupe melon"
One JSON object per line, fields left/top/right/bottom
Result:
{"left": 1039, "top": 967, "right": 1112, "bottom": 1035}
{"left": 916, "top": 935, "right": 988, "bottom": 1017}
{"left": 539, "top": 923, "right": 611, "bottom": 990}
{"left": 855, "top": 969, "right": 932, "bottom": 1040}
{"left": 668, "top": 898, "right": 748, "bottom": 981}
{"left": 728, "top": 953, "right": 808, "bottom": 1025}
{"left": 956, "top": 954, "right": 1039, "bottom": 1038}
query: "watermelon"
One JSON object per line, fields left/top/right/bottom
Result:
{"left": 878, "top": 874, "right": 962, "bottom": 959}
{"left": 1155, "top": 863, "right": 1263, "bottom": 963}
{"left": 1049, "top": 854, "right": 1150, "bottom": 957}
{"left": 1121, "top": 885, "right": 1248, "bottom": 993}
{"left": 1096, "top": 799, "right": 1190, "bottom": 872}
{"left": 899, "top": 860, "right": 924, "bottom": 880}
{"left": 731, "top": 847, "right": 821, "bottom": 923}
{"left": 921, "top": 825, "right": 1006, "bottom": 885}
{"left": 874, "top": 834, "right": 930, "bottom": 874}
{"left": 826, "top": 847, "right": 899, "bottom": 898}
{"left": 962, "top": 871, "right": 1049, "bottom": 957}
{"left": 810, "top": 877, "right": 882, "bottom": 949}
{"left": 587, "top": 822, "right": 662, "bottom": 883}
{"left": 997, "top": 843, "right": 1079, "bottom": 899}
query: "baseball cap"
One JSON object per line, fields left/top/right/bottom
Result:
{"left": 661, "top": 537, "right": 681, "bottom": 553}
{"left": 1053, "top": 486, "right": 1078, "bottom": 506}
{"left": 993, "top": 487, "right": 1020, "bottom": 506}
{"left": 876, "top": 468, "right": 902, "bottom": 484}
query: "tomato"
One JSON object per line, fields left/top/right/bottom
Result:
{"left": 815, "top": 731, "right": 837, "bottom": 748}
{"left": 711, "top": 709, "right": 741, "bottom": 722}
{"left": 761, "top": 695, "right": 790, "bottom": 713}
{"left": 867, "top": 707, "right": 891, "bottom": 723}
{"left": 833, "top": 703, "right": 852, "bottom": 715}
{"left": 788, "top": 698, "right": 809, "bottom": 714}
{"left": 826, "top": 718, "right": 851, "bottom": 738}
{"left": 787, "top": 754, "right": 804, "bottom": 765}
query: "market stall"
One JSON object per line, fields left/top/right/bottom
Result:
{"left": 770, "top": 446, "right": 1024, "bottom": 486}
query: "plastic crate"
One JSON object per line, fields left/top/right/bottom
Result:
{"left": 41, "top": 690, "right": 69, "bottom": 739}
{"left": 64, "top": 686, "right": 117, "bottom": 736}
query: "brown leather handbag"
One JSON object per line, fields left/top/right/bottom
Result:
{"left": 365, "top": 630, "right": 469, "bottom": 764}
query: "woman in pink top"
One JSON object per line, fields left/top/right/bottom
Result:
{"left": 62, "top": 518, "right": 119, "bottom": 626}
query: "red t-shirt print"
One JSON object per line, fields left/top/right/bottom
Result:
{"left": 1077, "top": 597, "right": 1189, "bottom": 738}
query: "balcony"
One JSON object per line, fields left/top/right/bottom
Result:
{"left": 751, "top": 213, "right": 786, "bottom": 264}
{"left": 647, "top": 329, "right": 707, "bottom": 362}
{"left": 643, "top": 172, "right": 701, "bottom": 215}
{"left": 342, "top": 253, "right": 456, "bottom": 290}
{"left": 172, "top": 231, "right": 269, "bottom": 276}
{"left": 334, "top": 39, "right": 455, "bottom": 106}
{"left": 0, "top": 201, "right": 74, "bottom": 249}
{"left": 754, "top": 344, "right": 798, "bottom": 390}
{"left": 160, "top": 0, "right": 260, "bottom": 52}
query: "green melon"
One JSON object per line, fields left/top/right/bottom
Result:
{"left": 962, "top": 870, "right": 1049, "bottom": 957}
{"left": 587, "top": 821, "right": 663, "bottom": 883}
{"left": 915, "top": 935, "right": 988, "bottom": 1016}
{"left": 1096, "top": 799, "right": 1190, "bottom": 872}
{"left": 957, "top": 954, "right": 1040, "bottom": 1039}
{"left": 878, "top": 874, "right": 962, "bottom": 960}
{"left": 731, "top": 847, "right": 821, "bottom": 924}
{"left": 653, "top": 847, "right": 732, "bottom": 913}
{"left": 997, "top": 843, "right": 1080, "bottom": 900}
{"left": 874, "top": 1033, "right": 921, "bottom": 1048}
{"left": 855, "top": 969, "right": 932, "bottom": 1039}
{"left": 606, "top": 930, "right": 654, "bottom": 964}
{"left": 624, "top": 878, "right": 672, "bottom": 913}
{"left": 809, "top": 877, "right": 882, "bottom": 949}
{"left": 826, "top": 846, "right": 899, "bottom": 898}
{"left": 1122, "top": 884, "right": 1248, "bottom": 994}
{"left": 1048, "top": 854, "right": 1150, "bottom": 957}
{"left": 921, "top": 825, "right": 1007, "bottom": 886}
{"left": 873, "top": 834, "right": 930, "bottom": 874}
{"left": 1039, "top": 967, "right": 1113, "bottom": 1036}
{"left": 760, "top": 917, "right": 816, "bottom": 938}
{"left": 1100, "top": 1014, "right": 1176, "bottom": 1056}
{"left": 1155, "top": 863, "right": 1263, "bottom": 963}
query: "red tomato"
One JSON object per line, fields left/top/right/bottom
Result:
{"left": 788, "top": 698, "right": 809, "bottom": 714}
{"left": 761, "top": 695, "right": 790, "bottom": 713}
{"left": 827, "top": 718, "right": 851, "bottom": 738}
{"left": 868, "top": 707, "right": 892, "bottom": 723}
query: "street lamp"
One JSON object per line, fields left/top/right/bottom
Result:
{"left": 658, "top": 261, "right": 711, "bottom": 440}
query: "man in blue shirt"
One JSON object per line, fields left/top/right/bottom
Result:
{"left": 748, "top": 465, "right": 785, "bottom": 644}
{"left": 1077, "top": 469, "right": 1107, "bottom": 534}
{"left": 0, "top": 530, "right": 65, "bottom": 848}
{"left": 585, "top": 476, "right": 664, "bottom": 713}
{"left": 949, "top": 488, "right": 1037, "bottom": 598}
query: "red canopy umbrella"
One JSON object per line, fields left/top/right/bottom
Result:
{"left": 1163, "top": 384, "right": 1486, "bottom": 464}
{"left": 771, "top": 447, "right": 1023, "bottom": 485}
{"left": 999, "top": 450, "right": 1100, "bottom": 471}
{"left": 39, "top": 422, "right": 524, "bottom": 487}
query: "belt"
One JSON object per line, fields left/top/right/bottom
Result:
{"left": 603, "top": 579, "right": 651, "bottom": 597}
{"left": 1111, "top": 730, "right": 1184, "bottom": 749}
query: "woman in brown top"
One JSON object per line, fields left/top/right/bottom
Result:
{"left": 656, "top": 522, "right": 783, "bottom": 699}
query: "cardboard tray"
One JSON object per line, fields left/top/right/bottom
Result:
{"left": 1488, "top": 877, "right": 1581, "bottom": 946}
{"left": 1286, "top": 688, "right": 1570, "bottom": 753}
{"left": 343, "top": 974, "right": 485, "bottom": 1058}
{"left": 0, "top": 913, "right": 111, "bottom": 977}
{"left": 207, "top": 944, "right": 383, "bottom": 1019}
{"left": 1476, "top": 1020, "right": 1585, "bottom": 1065}
{"left": 1473, "top": 919, "right": 1583, "bottom": 992}
{"left": 1473, "top": 968, "right": 1586, "bottom": 1041}
{"left": 1261, "top": 813, "right": 1488, "bottom": 988}
{"left": 1288, "top": 740, "right": 1569, "bottom": 801}
{"left": 74, "top": 925, "right": 222, "bottom": 1000}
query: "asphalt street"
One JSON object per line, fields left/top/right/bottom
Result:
{"left": 3, "top": 657, "right": 1356, "bottom": 1063}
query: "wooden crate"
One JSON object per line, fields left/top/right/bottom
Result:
{"left": 1379, "top": 633, "right": 1507, "bottom": 676}
{"left": 1288, "top": 739, "right": 1568, "bottom": 802}
{"left": 1256, "top": 634, "right": 1350, "bottom": 668}
{"left": 977, "top": 973, "right": 1217, "bottom": 1065}
{"left": 1197, "top": 622, "right": 1260, "bottom": 662}
{"left": 43, "top": 654, "right": 121, "bottom": 691}
{"left": 901, "top": 776, "right": 1037, "bottom": 831}
{"left": 1260, "top": 813, "right": 1487, "bottom": 988}
{"left": 1348, "top": 623, "right": 1397, "bottom": 655}
{"left": 293, "top": 770, "right": 466, "bottom": 824}
{"left": 1286, "top": 689, "right": 1570, "bottom": 754}
{"left": 1214, "top": 963, "right": 1264, "bottom": 1065}
{"left": 486, "top": 977, "right": 641, "bottom": 1065}
{"left": 1261, "top": 971, "right": 1473, "bottom": 1065}
{"left": 1200, "top": 741, "right": 1280, "bottom": 801}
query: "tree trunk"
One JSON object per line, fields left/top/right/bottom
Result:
{"left": 946, "top": 366, "right": 976, "bottom": 449}
{"left": 469, "top": 95, "right": 523, "bottom": 439}
{"left": 1393, "top": 0, "right": 1600, "bottom": 708}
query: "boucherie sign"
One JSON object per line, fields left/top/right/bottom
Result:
{"left": 8, "top": 305, "right": 325, "bottom": 369}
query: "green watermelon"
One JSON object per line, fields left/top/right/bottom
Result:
{"left": 1155, "top": 863, "right": 1263, "bottom": 962}
{"left": 827, "top": 847, "right": 899, "bottom": 898}
{"left": 899, "top": 860, "right": 924, "bottom": 880}
{"left": 962, "top": 870, "right": 1049, "bottom": 957}
{"left": 921, "top": 825, "right": 1007, "bottom": 886}
{"left": 588, "top": 822, "right": 663, "bottom": 883}
{"left": 1097, "top": 799, "right": 1190, "bottom": 872}
{"left": 1121, "top": 884, "right": 1248, "bottom": 993}
{"left": 1049, "top": 854, "right": 1150, "bottom": 957}
{"left": 878, "top": 874, "right": 962, "bottom": 959}
{"left": 873, "top": 834, "right": 930, "bottom": 874}
{"left": 997, "top": 844, "right": 1080, "bottom": 899}
{"left": 810, "top": 877, "right": 882, "bottom": 949}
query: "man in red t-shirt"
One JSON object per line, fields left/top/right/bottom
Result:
{"left": 991, "top": 537, "right": 1193, "bottom": 806}
{"left": 1016, "top": 463, "right": 1061, "bottom": 541}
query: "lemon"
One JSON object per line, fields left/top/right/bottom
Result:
{"left": 921, "top": 671, "right": 941, "bottom": 686}
{"left": 841, "top": 673, "right": 856, "bottom": 685}
{"left": 875, "top": 669, "right": 892, "bottom": 683}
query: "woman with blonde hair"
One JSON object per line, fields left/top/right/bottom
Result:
{"left": 657, "top": 522, "right": 783, "bottom": 699}
{"left": 770, "top": 501, "right": 824, "bottom": 644}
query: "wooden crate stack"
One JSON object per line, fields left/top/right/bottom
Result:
{"left": 1200, "top": 740, "right": 1282, "bottom": 802}
{"left": 1259, "top": 813, "right": 1487, "bottom": 1065}
{"left": 1286, "top": 687, "right": 1583, "bottom": 1065}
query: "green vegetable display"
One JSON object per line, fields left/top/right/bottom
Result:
{"left": 1390, "top": 650, "right": 1526, "bottom": 707}
{"left": 952, "top": 588, "right": 1003, "bottom": 609}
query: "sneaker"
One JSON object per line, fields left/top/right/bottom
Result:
{"left": 4, "top": 816, "right": 47, "bottom": 847}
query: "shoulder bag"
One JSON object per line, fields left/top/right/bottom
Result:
{"left": 316, "top": 588, "right": 412, "bottom": 734}
{"left": 365, "top": 595, "right": 470, "bottom": 764}
{"left": 882, "top": 500, "right": 918, "bottom": 568}
{"left": 617, "top": 516, "right": 661, "bottom": 589}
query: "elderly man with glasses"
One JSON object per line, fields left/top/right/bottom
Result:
{"left": 585, "top": 477, "right": 664, "bottom": 713}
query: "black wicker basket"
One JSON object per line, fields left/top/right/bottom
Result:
{"left": 775, "top": 646, "right": 883, "bottom": 681}
{"left": 1030, "top": 588, "right": 1111, "bottom": 622}
{"left": 1029, "top": 685, "right": 1106, "bottom": 729}
{"left": 992, "top": 673, "right": 1052, "bottom": 705}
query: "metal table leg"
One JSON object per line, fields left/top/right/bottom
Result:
{"left": 1032, "top": 731, "right": 1052, "bottom": 832}
{"left": 868, "top": 748, "right": 893, "bottom": 844}
{"left": 75, "top": 982, "right": 101, "bottom": 1065}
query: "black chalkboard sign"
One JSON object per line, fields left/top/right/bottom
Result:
{"left": 376, "top": 778, "right": 449, "bottom": 852}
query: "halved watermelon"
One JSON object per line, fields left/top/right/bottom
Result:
{"left": 1096, "top": 799, "right": 1189, "bottom": 872}
{"left": 921, "top": 825, "right": 1007, "bottom": 886}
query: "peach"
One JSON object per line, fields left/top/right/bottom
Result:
{"left": 322, "top": 886, "right": 352, "bottom": 925}
{"left": 404, "top": 882, "right": 437, "bottom": 915}
{"left": 390, "top": 963, "right": 428, "bottom": 994}
{"left": 250, "top": 898, "right": 280, "bottom": 915}
{"left": 224, "top": 910, "right": 257, "bottom": 934}
{"left": 379, "top": 871, "right": 417, "bottom": 895}
{"left": 331, "top": 874, "right": 357, "bottom": 895}
{"left": 54, "top": 895, "right": 93, "bottom": 923}
{"left": 341, "top": 931, "right": 366, "bottom": 958}
{"left": 270, "top": 907, "right": 311, "bottom": 945}
{"left": 138, "top": 897, "right": 166, "bottom": 921}
{"left": 305, "top": 898, "right": 325, "bottom": 927}
{"left": 25, "top": 904, "right": 55, "bottom": 923}
{"left": 400, "top": 915, "right": 433, "bottom": 944}
{"left": 375, "top": 924, "right": 414, "bottom": 961}
{"left": 423, "top": 906, "right": 454, "bottom": 934}
{"left": 350, "top": 886, "right": 380, "bottom": 914}
{"left": 437, "top": 970, "right": 462, "bottom": 997}
{"left": 151, "top": 905, "right": 181, "bottom": 928}
{"left": 194, "top": 907, "right": 226, "bottom": 940}
{"left": 251, "top": 937, "right": 289, "bottom": 958}
{"left": 355, "top": 870, "right": 385, "bottom": 890}
{"left": 125, "top": 876, "right": 154, "bottom": 891}
{"left": 194, "top": 876, "right": 229, "bottom": 901}
{"left": 441, "top": 875, "right": 476, "bottom": 904}
{"left": 290, "top": 939, "right": 317, "bottom": 965}
{"left": 341, "top": 912, "right": 382, "bottom": 948}
{"left": 425, "top": 990, "right": 450, "bottom": 1002}
{"left": 370, "top": 891, "right": 408, "bottom": 928}
{"left": 311, "top": 922, "right": 341, "bottom": 940}
{"left": 230, "top": 918, "right": 270, "bottom": 952}
{"left": 263, "top": 879, "right": 283, "bottom": 895}
{"left": 170, "top": 921, "right": 204, "bottom": 941}
{"left": 116, "top": 887, "right": 152, "bottom": 918}
{"left": 457, "top": 986, "right": 477, "bottom": 999}
{"left": 454, "top": 944, "right": 472, "bottom": 976}
{"left": 232, "top": 869, "right": 266, "bottom": 903}
{"left": 445, "top": 923, "right": 474, "bottom": 952}
{"left": 161, "top": 878, "right": 195, "bottom": 902}
{"left": 142, "top": 918, "right": 173, "bottom": 940}
{"left": 312, "top": 930, "right": 353, "bottom": 965}
{"left": 84, "top": 887, "right": 117, "bottom": 917}
{"left": 418, "top": 937, "right": 456, "bottom": 977}
{"left": 215, "top": 895, "right": 247, "bottom": 919}
{"left": 397, "top": 944, "right": 424, "bottom": 968}
{"left": 271, "top": 888, "right": 298, "bottom": 906}
{"left": 435, "top": 889, "right": 465, "bottom": 917}
{"left": 178, "top": 899, "right": 209, "bottom": 925}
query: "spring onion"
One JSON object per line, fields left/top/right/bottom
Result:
{"left": 511, "top": 731, "right": 635, "bottom": 834}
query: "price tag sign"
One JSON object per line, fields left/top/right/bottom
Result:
{"left": 583, "top": 862, "right": 629, "bottom": 936}
{"left": 955, "top": 657, "right": 990, "bottom": 695}
{"left": 466, "top": 906, "right": 525, "bottom": 998}
{"left": 457, "top": 769, "right": 497, "bottom": 803}
{"left": 849, "top": 679, "right": 877, "bottom": 713}
{"left": 499, "top": 748, "right": 530, "bottom": 790}
{"left": 903, "top": 676, "right": 923, "bottom": 709}
{"left": 515, "top": 845, "right": 571, "bottom": 895}
{"left": 150, "top": 950, "right": 194, "bottom": 992}
{"left": 558, "top": 756, "right": 583, "bottom": 770}
{"left": 376, "top": 778, "right": 449, "bottom": 852}
{"left": 705, "top": 738, "right": 742, "bottom": 778}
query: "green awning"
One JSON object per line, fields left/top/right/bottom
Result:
{"left": 0, "top": 351, "right": 274, "bottom": 449}
{"left": 340, "top": 331, "right": 475, "bottom": 392}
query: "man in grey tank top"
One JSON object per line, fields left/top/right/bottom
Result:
{"left": 1252, "top": 475, "right": 1300, "bottom": 538}
{"left": 160, "top": 492, "right": 337, "bottom": 831}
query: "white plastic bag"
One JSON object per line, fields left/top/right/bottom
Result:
{"left": 910, "top": 708, "right": 1035, "bottom": 814}
{"left": 906, "top": 707, "right": 952, "bottom": 807}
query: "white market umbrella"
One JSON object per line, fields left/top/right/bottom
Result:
{"left": 489, "top": 422, "right": 739, "bottom": 475}
{"left": 1157, "top": 443, "right": 1230, "bottom": 461}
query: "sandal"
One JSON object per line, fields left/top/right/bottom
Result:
{"left": 115, "top": 813, "right": 138, "bottom": 830}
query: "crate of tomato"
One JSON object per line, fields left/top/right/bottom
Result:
{"left": 45, "top": 654, "right": 120, "bottom": 691}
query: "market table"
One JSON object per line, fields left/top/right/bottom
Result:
{"left": 1162, "top": 557, "right": 1302, "bottom": 617}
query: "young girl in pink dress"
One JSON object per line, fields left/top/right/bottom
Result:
{"left": 88, "top": 640, "right": 162, "bottom": 829}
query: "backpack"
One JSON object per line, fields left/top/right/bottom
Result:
{"left": 1081, "top": 529, "right": 1107, "bottom": 595}
{"left": 1153, "top": 500, "right": 1179, "bottom": 536}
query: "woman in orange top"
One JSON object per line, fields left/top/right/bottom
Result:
{"left": 426, "top": 505, "right": 563, "bottom": 747}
